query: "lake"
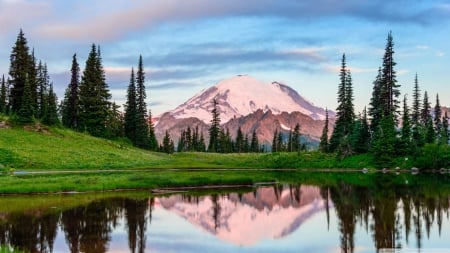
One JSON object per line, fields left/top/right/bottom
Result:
{"left": 1, "top": 172, "right": 450, "bottom": 252}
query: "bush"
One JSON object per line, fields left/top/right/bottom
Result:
{"left": 415, "top": 144, "right": 450, "bottom": 169}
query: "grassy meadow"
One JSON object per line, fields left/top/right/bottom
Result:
{"left": 0, "top": 123, "right": 432, "bottom": 194}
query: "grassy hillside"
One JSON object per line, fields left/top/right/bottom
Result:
{"left": 0, "top": 124, "right": 380, "bottom": 171}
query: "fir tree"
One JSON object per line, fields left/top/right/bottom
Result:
{"left": 124, "top": 68, "right": 138, "bottom": 145}
{"left": 351, "top": 108, "right": 370, "bottom": 154}
{"left": 42, "top": 83, "right": 59, "bottom": 126}
{"left": 329, "top": 54, "right": 354, "bottom": 152}
{"left": 78, "top": 44, "right": 111, "bottom": 137}
{"left": 208, "top": 98, "right": 220, "bottom": 152}
{"left": 380, "top": 31, "right": 400, "bottom": 121}
{"left": 411, "top": 74, "right": 422, "bottom": 147}
{"left": 161, "top": 130, "right": 174, "bottom": 154}
{"left": 420, "top": 91, "right": 435, "bottom": 144}
{"left": 277, "top": 131, "right": 284, "bottom": 152}
{"left": 105, "top": 102, "right": 124, "bottom": 138}
{"left": 0, "top": 75, "right": 7, "bottom": 114}
{"left": 35, "top": 62, "right": 50, "bottom": 119}
{"left": 292, "top": 123, "right": 301, "bottom": 152}
{"left": 61, "top": 54, "right": 80, "bottom": 129}
{"left": 371, "top": 113, "right": 397, "bottom": 167}
{"left": 319, "top": 108, "right": 329, "bottom": 152}
{"left": 400, "top": 95, "right": 412, "bottom": 154}
{"left": 9, "top": 29, "right": 34, "bottom": 113}
{"left": 250, "top": 130, "right": 259, "bottom": 153}
{"left": 17, "top": 74, "right": 34, "bottom": 123}
{"left": 434, "top": 94, "right": 442, "bottom": 139}
{"left": 243, "top": 134, "right": 250, "bottom": 153}
{"left": 272, "top": 128, "right": 278, "bottom": 152}
{"left": 235, "top": 126, "right": 244, "bottom": 153}
{"left": 368, "top": 67, "right": 383, "bottom": 131}
{"left": 134, "top": 55, "right": 151, "bottom": 149}
{"left": 441, "top": 112, "right": 449, "bottom": 145}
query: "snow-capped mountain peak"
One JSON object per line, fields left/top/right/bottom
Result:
{"left": 169, "top": 75, "right": 332, "bottom": 124}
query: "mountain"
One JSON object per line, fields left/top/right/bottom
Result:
{"left": 155, "top": 75, "right": 334, "bottom": 145}
{"left": 155, "top": 185, "right": 330, "bottom": 246}
{"left": 167, "top": 75, "right": 333, "bottom": 123}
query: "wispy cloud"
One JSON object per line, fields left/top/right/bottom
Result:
{"left": 3, "top": 0, "right": 448, "bottom": 42}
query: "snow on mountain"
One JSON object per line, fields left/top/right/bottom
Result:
{"left": 168, "top": 75, "right": 332, "bottom": 124}
{"left": 155, "top": 185, "right": 330, "bottom": 246}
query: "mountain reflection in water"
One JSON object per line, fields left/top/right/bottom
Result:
{"left": 0, "top": 178, "right": 450, "bottom": 252}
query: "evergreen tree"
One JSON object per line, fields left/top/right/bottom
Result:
{"left": 351, "top": 108, "right": 370, "bottom": 154}
{"left": 135, "top": 55, "right": 151, "bottom": 149}
{"left": 441, "top": 112, "right": 449, "bottom": 145}
{"left": 0, "top": 75, "right": 7, "bottom": 114}
{"left": 243, "top": 134, "right": 250, "bottom": 153}
{"left": 124, "top": 68, "right": 138, "bottom": 145}
{"left": 368, "top": 67, "right": 383, "bottom": 131}
{"left": 400, "top": 95, "right": 412, "bottom": 154}
{"left": 329, "top": 54, "right": 354, "bottom": 152}
{"left": 371, "top": 113, "right": 397, "bottom": 167}
{"left": 78, "top": 44, "right": 111, "bottom": 137}
{"left": 61, "top": 54, "right": 80, "bottom": 129}
{"left": 434, "top": 94, "right": 442, "bottom": 139}
{"left": 380, "top": 31, "right": 400, "bottom": 121}
{"left": 235, "top": 126, "right": 244, "bottom": 153}
{"left": 36, "top": 62, "right": 50, "bottom": 119}
{"left": 277, "top": 131, "right": 284, "bottom": 152}
{"left": 9, "top": 29, "right": 34, "bottom": 113}
{"left": 105, "top": 102, "right": 124, "bottom": 138}
{"left": 148, "top": 110, "right": 158, "bottom": 150}
{"left": 272, "top": 128, "right": 278, "bottom": 152}
{"left": 344, "top": 70, "right": 355, "bottom": 127}
{"left": 421, "top": 91, "right": 435, "bottom": 144}
{"left": 411, "top": 74, "right": 422, "bottom": 147}
{"left": 42, "top": 83, "right": 59, "bottom": 126}
{"left": 319, "top": 108, "right": 329, "bottom": 152}
{"left": 161, "top": 130, "right": 174, "bottom": 154}
{"left": 250, "top": 130, "right": 259, "bottom": 152}
{"left": 292, "top": 123, "right": 301, "bottom": 152}
{"left": 208, "top": 99, "right": 220, "bottom": 152}
{"left": 17, "top": 74, "right": 34, "bottom": 123}
{"left": 198, "top": 132, "right": 206, "bottom": 152}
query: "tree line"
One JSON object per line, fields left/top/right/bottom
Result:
{"left": 1, "top": 30, "right": 159, "bottom": 150}
{"left": 319, "top": 31, "right": 449, "bottom": 167}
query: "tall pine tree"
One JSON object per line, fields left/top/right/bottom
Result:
{"left": 208, "top": 98, "right": 220, "bottom": 152}
{"left": 434, "top": 94, "right": 442, "bottom": 139}
{"left": 124, "top": 68, "right": 138, "bottom": 145}
{"left": 400, "top": 95, "right": 412, "bottom": 154}
{"left": 329, "top": 54, "right": 354, "bottom": 152}
{"left": 441, "top": 112, "right": 449, "bottom": 145}
{"left": 9, "top": 29, "right": 34, "bottom": 114}
{"left": 135, "top": 55, "right": 150, "bottom": 149}
{"left": 368, "top": 67, "right": 383, "bottom": 131}
{"left": 319, "top": 108, "right": 329, "bottom": 152}
{"left": 61, "top": 54, "right": 80, "bottom": 129}
{"left": 411, "top": 74, "right": 422, "bottom": 147}
{"left": 42, "top": 83, "right": 59, "bottom": 126}
{"left": 17, "top": 74, "right": 34, "bottom": 123}
{"left": 0, "top": 75, "right": 7, "bottom": 114}
{"left": 380, "top": 31, "right": 400, "bottom": 121}
{"left": 78, "top": 44, "right": 111, "bottom": 137}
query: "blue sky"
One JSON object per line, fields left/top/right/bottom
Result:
{"left": 1, "top": 0, "right": 449, "bottom": 115}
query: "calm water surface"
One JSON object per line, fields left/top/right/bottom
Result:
{"left": 1, "top": 173, "right": 450, "bottom": 252}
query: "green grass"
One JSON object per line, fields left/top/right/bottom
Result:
{"left": 1, "top": 123, "right": 441, "bottom": 194}
{"left": 0, "top": 125, "right": 378, "bottom": 172}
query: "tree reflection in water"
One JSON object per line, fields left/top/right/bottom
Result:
{"left": 0, "top": 174, "right": 449, "bottom": 252}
